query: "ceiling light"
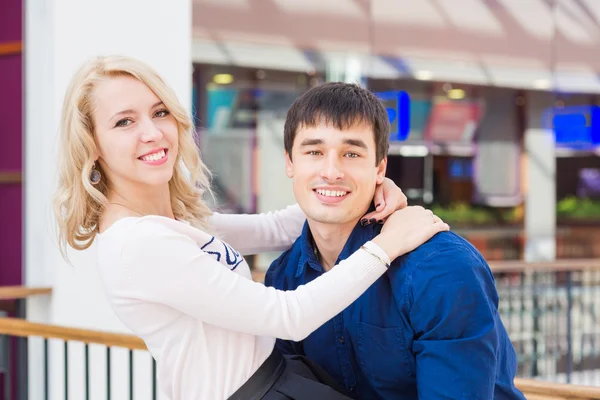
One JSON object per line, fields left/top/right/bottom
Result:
{"left": 447, "top": 89, "right": 465, "bottom": 100}
{"left": 415, "top": 70, "right": 433, "bottom": 80}
{"left": 533, "top": 79, "right": 550, "bottom": 89}
{"left": 213, "top": 74, "right": 234, "bottom": 85}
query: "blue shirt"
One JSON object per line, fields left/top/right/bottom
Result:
{"left": 265, "top": 221, "right": 525, "bottom": 400}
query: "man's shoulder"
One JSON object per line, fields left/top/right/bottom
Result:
{"left": 264, "top": 236, "right": 304, "bottom": 287}
{"left": 410, "top": 230, "right": 480, "bottom": 260}
{"left": 393, "top": 230, "right": 491, "bottom": 279}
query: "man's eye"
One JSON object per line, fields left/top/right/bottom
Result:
{"left": 307, "top": 151, "right": 321, "bottom": 156}
{"left": 346, "top": 152, "right": 360, "bottom": 158}
{"left": 115, "top": 119, "right": 132, "bottom": 128}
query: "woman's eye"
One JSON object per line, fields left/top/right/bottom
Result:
{"left": 115, "top": 119, "right": 132, "bottom": 128}
{"left": 155, "top": 109, "right": 170, "bottom": 118}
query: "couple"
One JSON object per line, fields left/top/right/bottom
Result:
{"left": 53, "top": 55, "right": 524, "bottom": 399}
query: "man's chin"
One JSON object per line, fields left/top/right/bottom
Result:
{"left": 306, "top": 210, "right": 355, "bottom": 226}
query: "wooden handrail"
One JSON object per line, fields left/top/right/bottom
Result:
{"left": 489, "top": 259, "right": 600, "bottom": 273}
{"left": 0, "top": 41, "right": 22, "bottom": 56}
{"left": 0, "top": 317, "right": 146, "bottom": 350}
{"left": 0, "top": 286, "right": 52, "bottom": 301}
{"left": 515, "top": 377, "right": 600, "bottom": 399}
{"left": 0, "top": 318, "right": 599, "bottom": 397}
{"left": 0, "top": 171, "right": 22, "bottom": 184}
{"left": 252, "top": 259, "right": 600, "bottom": 283}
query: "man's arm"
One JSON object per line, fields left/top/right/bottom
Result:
{"left": 409, "top": 245, "right": 500, "bottom": 399}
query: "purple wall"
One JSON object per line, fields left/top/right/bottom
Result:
{"left": 0, "top": 0, "right": 23, "bottom": 287}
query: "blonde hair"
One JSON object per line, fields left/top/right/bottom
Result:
{"left": 53, "top": 55, "right": 213, "bottom": 259}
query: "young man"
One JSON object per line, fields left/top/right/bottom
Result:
{"left": 264, "top": 83, "right": 525, "bottom": 400}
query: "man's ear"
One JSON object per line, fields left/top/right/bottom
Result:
{"left": 285, "top": 152, "right": 294, "bottom": 178}
{"left": 375, "top": 157, "right": 387, "bottom": 185}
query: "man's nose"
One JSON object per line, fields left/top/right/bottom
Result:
{"left": 320, "top": 155, "right": 344, "bottom": 181}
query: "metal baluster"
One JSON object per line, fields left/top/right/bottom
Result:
{"left": 16, "top": 300, "right": 28, "bottom": 400}
{"left": 129, "top": 350, "right": 133, "bottom": 400}
{"left": 552, "top": 271, "right": 559, "bottom": 382}
{"left": 532, "top": 272, "right": 541, "bottom": 377}
{"left": 64, "top": 341, "right": 69, "bottom": 400}
{"left": 85, "top": 344, "right": 90, "bottom": 400}
{"left": 1, "top": 333, "right": 10, "bottom": 400}
{"left": 152, "top": 358, "right": 157, "bottom": 400}
{"left": 592, "top": 267, "right": 598, "bottom": 386}
{"left": 106, "top": 347, "right": 111, "bottom": 400}
{"left": 566, "top": 270, "right": 573, "bottom": 383}
{"left": 44, "top": 339, "right": 48, "bottom": 400}
{"left": 520, "top": 271, "right": 527, "bottom": 376}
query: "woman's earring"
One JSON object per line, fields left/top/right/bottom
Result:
{"left": 90, "top": 163, "right": 101, "bottom": 185}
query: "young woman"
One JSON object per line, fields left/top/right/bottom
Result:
{"left": 53, "top": 55, "right": 448, "bottom": 400}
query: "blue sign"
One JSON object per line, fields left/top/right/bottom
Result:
{"left": 542, "top": 105, "right": 600, "bottom": 148}
{"left": 375, "top": 90, "right": 411, "bottom": 141}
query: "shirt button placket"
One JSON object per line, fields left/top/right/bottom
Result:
{"left": 333, "top": 314, "right": 357, "bottom": 397}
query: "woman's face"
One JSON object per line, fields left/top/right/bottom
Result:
{"left": 92, "top": 75, "right": 179, "bottom": 189}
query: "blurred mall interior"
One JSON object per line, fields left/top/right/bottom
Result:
{"left": 190, "top": 0, "right": 600, "bottom": 266}
{"left": 3, "top": 0, "right": 600, "bottom": 398}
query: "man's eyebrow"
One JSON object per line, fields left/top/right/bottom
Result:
{"left": 343, "top": 138, "right": 368, "bottom": 149}
{"left": 299, "top": 138, "right": 324, "bottom": 146}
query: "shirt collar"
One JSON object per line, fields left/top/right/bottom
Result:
{"left": 295, "top": 208, "right": 380, "bottom": 278}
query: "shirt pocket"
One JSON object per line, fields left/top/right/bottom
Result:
{"left": 356, "top": 322, "right": 414, "bottom": 386}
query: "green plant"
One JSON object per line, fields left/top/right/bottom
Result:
{"left": 557, "top": 196, "right": 600, "bottom": 219}
{"left": 431, "top": 203, "right": 511, "bottom": 226}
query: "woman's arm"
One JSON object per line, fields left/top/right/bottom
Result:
{"left": 208, "top": 178, "right": 409, "bottom": 255}
{"left": 209, "top": 204, "right": 306, "bottom": 255}
{"left": 121, "top": 220, "right": 388, "bottom": 341}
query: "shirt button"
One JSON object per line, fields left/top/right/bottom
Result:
{"left": 338, "top": 336, "right": 345, "bottom": 344}
{"left": 349, "top": 385, "right": 356, "bottom": 392}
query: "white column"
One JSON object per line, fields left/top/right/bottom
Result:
{"left": 473, "top": 88, "right": 523, "bottom": 207}
{"left": 325, "top": 53, "right": 365, "bottom": 85}
{"left": 24, "top": 0, "right": 191, "bottom": 398}
{"left": 524, "top": 91, "right": 556, "bottom": 262}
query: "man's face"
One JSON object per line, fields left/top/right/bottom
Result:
{"left": 286, "top": 122, "right": 387, "bottom": 226}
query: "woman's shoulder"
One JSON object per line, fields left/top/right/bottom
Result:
{"left": 97, "top": 216, "right": 213, "bottom": 271}
{"left": 99, "top": 215, "right": 211, "bottom": 246}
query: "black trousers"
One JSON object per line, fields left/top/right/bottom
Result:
{"left": 229, "top": 349, "right": 354, "bottom": 400}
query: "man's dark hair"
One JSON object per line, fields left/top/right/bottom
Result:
{"left": 284, "top": 82, "right": 390, "bottom": 164}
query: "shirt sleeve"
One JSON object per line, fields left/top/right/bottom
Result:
{"left": 208, "top": 204, "right": 306, "bottom": 255}
{"left": 409, "top": 246, "right": 500, "bottom": 399}
{"left": 120, "top": 220, "right": 387, "bottom": 342}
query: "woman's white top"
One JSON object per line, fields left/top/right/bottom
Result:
{"left": 95, "top": 205, "right": 390, "bottom": 400}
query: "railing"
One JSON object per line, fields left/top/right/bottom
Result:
{"left": 0, "top": 317, "right": 155, "bottom": 400}
{"left": 255, "top": 259, "right": 600, "bottom": 389}
{"left": 515, "top": 378, "right": 600, "bottom": 399}
{"left": 0, "top": 317, "right": 599, "bottom": 399}
{"left": 0, "top": 287, "right": 51, "bottom": 400}
{"left": 5, "top": 258, "right": 600, "bottom": 400}
{"left": 490, "top": 259, "right": 600, "bottom": 386}
{"left": 0, "top": 317, "right": 595, "bottom": 400}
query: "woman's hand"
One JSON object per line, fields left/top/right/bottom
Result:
{"left": 362, "top": 178, "right": 408, "bottom": 225}
{"left": 371, "top": 206, "right": 449, "bottom": 261}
